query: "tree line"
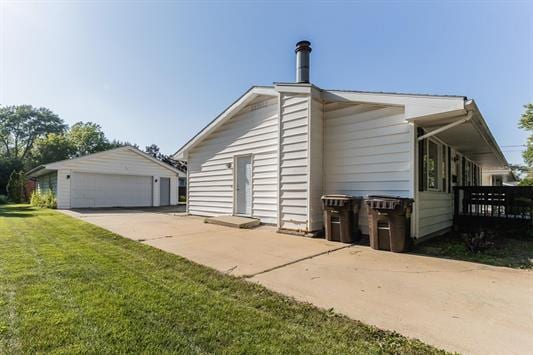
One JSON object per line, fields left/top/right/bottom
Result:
{"left": 0, "top": 105, "right": 185, "bottom": 199}
{"left": 515, "top": 103, "right": 533, "bottom": 185}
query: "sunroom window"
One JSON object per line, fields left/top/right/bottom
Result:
{"left": 427, "top": 140, "right": 439, "bottom": 190}
{"left": 419, "top": 138, "right": 453, "bottom": 193}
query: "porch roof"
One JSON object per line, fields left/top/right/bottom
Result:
{"left": 407, "top": 100, "right": 508, "bottom": 170}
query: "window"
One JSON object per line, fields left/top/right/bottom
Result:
{"left": 418, "top": 138, "right": 452, "bottom": 193}
{"left": 427, "top": 140, "right": 439, "bottom": 190}
{"left": 441, "top": 146, "right": 447, "bottom": 193}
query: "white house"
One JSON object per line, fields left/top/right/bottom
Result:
{"left": 173, "top": 41, "right": 509, "bottom": 239}
{"left": 27, "top": 146, "right": 185, "bottom": 209}
{"left": 482, "top": 168, "right": 518, "bottom": 186}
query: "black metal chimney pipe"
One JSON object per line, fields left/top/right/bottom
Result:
{"left": 295, "top": 40, "right": 312, "bottom": 83}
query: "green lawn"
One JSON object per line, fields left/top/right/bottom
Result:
{"left": 414, "top": 231, "right": 533, "bottom": 269}
{"left": 0, "top": 205, "right": 443, "bottom": 354}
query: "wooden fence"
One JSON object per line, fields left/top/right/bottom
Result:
{"left": 453, "top": 186, "right": 533, "bottom": 227}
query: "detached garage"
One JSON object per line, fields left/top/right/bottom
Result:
{"left": 27, "top": 146, "right": 185, "bottom": 209}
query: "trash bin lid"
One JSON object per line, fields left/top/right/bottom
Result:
{"left": 321, "top": 194, "right": 354, "bottom": 200}
{"left": 321, "top": 194, "right": 357, "bottom": 208}
{"left": 365, "top": 195, "right": 413, "bottom": 210}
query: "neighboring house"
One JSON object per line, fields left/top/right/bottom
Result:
{"left": 173, "top": 41, "right": 510, "bottom": 239}
{"left": 482, "top": 168, "right": 518, "bottom": 186}
{"left": 27, "top": 146, "right": 185, "bottom": 209}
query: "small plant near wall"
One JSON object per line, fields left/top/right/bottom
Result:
{"left": 461, "top": 229, "right": 495, "bottom": 253}
{"left": 30, "top": 190, "right": 57, "bottom": 209}
{"left": 0, "top": 195, "right": 8, "bottom": 204}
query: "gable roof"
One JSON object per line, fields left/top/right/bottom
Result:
{"left": 173, "top": 83, "right": 469, "bottom": 159}
{"left": 173, "top": 86, "right": 278, "bottom": 159}
{"left": 27, "top": 146, "right": 185, "bottom": 177}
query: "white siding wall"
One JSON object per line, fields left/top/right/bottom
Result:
{"left": 279, "top": 94, "right": 309, "bottom": 231}
{"left": 170, "top": 176, "right": 178, "bottom": 205}
{"left": 49, "top": 149, "right": 179, "bottom": 209}
{"left": 187, "top": 97, "right": 279, "bottom": 224}
{"left": 418, "top": 191, "right": 453, "bottom": 237}
{"left": 308, "top": 98, "right": 324, "bottom": 231}
{"left": 56, "top": 169, "right": 71, "bottom": 209}
{"left": 323, "top": 103, "right": 411, "bottom": 234}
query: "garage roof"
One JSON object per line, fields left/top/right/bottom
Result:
{"left": 26, "top": 146, "right": 185, "bottom": 178}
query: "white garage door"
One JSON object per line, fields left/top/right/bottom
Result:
{"left": 71, "top": 172, "right": 152, "bottom": 208}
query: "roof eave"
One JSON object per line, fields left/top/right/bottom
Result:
{"left": 173, "top": 85, "right": 277, "bottom": 159}
{"left": 466, "top": 100, "right": 509, "bottom": 168}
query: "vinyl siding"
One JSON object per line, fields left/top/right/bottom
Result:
{"left": 416, "top": 147, "right": 477, "bottom": 238}
{"left": 418, "top": 191, "right": 453, "bottom": 237}
{"left": 46, "top": 148, "right": 179, "bottom": 209}
{"left": 279, "top": 94, "right": 309, "bottom": 231}
{"left": 308, "top": 98, "right": 324, "bottom": 231}
{"left": 323, "top": 103, "right": 411, "bottom": 234}
{"left": 56, "top": 169, "right": 71, "bottom": 209}
{"left": 187, "top": 97, "right": 279, "bottom": 224}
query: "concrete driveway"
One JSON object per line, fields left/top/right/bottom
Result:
{"left": 62, "top": 208, "right": 533, "bottom": 355}
{"left": 62, "top": 208, "right": 345, "bottom": 277}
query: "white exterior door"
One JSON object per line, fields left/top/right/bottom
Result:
{"left": 235, "top": 155, "right": 252, "bottom": 216}
{"left": 70, "top": 172, "right": 152, "bottom": 208}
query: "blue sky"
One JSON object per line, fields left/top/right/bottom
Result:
{"left": 1, "top": 1, "right": 532, "bottom": 164}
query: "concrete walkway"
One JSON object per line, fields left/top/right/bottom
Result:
{"left": 62, "top": 209, "right": 533, "bottom": 355}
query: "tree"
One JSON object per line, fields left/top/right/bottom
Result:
{"left": 28, "top": 133, "right": 75, "bottom": 167}
{"left": 109, "top": 139, "right": 139, "bottom": 150}
{"left": 6, "top": 170, "right": 26, "bottom": 203}
{"left": 67, "top": 122, "right": 111, "bottom": 156}
{"left": 145, "top": 144, "right": 162, "bottom": 159}
{"left": 517, "top": 103, "right": 533, "bottom": 186}
{"left": 0, "top": 105, "right": 66, "bottom": 161}
{"left": 144, "top": 144, "right": 187, "bottom": 173}
{"left": 0, "top": 158, "right": 23, "bottom": 196}
{"left": 519, "top": 104, "right": 533, "bottom": 167}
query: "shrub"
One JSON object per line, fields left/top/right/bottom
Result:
{"left": 0, "top": 195, "right": 8, "bottom": 204}
{"left": 461, "top": 229, "right": 495, "bottom": 253}
{"left": 6, "top": 170, "right": 26, "bottom": 203}
{"left": 30, "top": 190, "right": 57, "bottom": 209}
{"left": 179, "top": 195, "right": 186, "bottom": 203}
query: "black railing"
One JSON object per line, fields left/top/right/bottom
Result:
{"left": 453, "top": 186, "right": 533, "bottom": 226}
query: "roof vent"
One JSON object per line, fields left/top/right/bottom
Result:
{"left": 295, "top": 40, "right": 312, "bottom": 83}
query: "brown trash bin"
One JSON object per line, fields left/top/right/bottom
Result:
{"left": 322, "top": 195, "right": 362, "bottom": 243}
{"left": 365, "top": 196, "right": 413, "bottom": 253}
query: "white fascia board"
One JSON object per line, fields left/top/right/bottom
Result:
{"left": 26, "top": 166, "right": 56, "bottom": 178}
{"left": 173, "top": 86, "right": 277, "bottom": 159}
{"left": 322, "top": 90, "right": 466, "bottom": 120}
{"left": 274, "top": 83, "right": 313, "bottom": 95}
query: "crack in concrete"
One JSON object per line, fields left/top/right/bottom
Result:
{"left": 138, "top": 235, "right": 174, "bottom": 242}
{"left": 242, "top": 244, "right": 352, "bottom": 279}
{"left": 225, "top": 265, "right": 238, "bottom": 274}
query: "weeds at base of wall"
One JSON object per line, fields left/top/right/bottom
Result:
{"left": 30, "top": 190, "right": 57, "bottom": 209}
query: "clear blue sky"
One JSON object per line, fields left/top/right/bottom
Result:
{"left": 1, "top": 1, "right": 532, "bottom": 164}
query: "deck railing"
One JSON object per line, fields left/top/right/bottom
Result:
{"left": 453, "top": 186, "right": 533, "bottom": 226}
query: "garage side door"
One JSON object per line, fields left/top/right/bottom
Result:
{"left": 71, "top": 172, "right": 152, "bottom": 208}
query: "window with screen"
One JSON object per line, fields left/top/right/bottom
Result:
{"left": 427, "top": 140, "right": 439, "bottom": 190}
